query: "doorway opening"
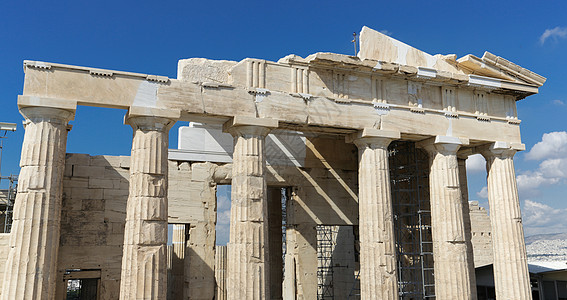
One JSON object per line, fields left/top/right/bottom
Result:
{"left": 64, "top": 269, "right": 101, "bottom": 300}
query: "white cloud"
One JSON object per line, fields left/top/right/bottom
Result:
{"left": 517, "top": 171, "right": 561, "bottom": 197}
{"left": 539, "top": 158, "right": 567, "bottom": 178}
{"left": 380, "top": 29, "right": 393, "bottom": 36}
{"left": 525, "top": 131, "right": 567, "bottom": 161}
{"left": 523, "top": 200, "right": 567, "bottom": 236}
{"left": 476, "top": 186, "right": 488, "bottom": 199}
{"left": 553, "top": 99, "right": 565, "bottom": 106}
{"left": 540, "top": 26, "right": 567, "bottom": 45}
{"left": 466, "top": 154, "right": 486, "bottom": 173}
{"left": 516, "top": 131, "right": 567, "bottom": 196}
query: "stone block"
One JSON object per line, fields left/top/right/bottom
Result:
{"left": 88, "top": 178, "right": 115, "bottom": 189}
{"left": 105, "top": 210, "right": 126, "bottom": 223}
{"left": 191, "top": 163, "right": 215, "bottom": 182}
{"left": 103, "top": 189, "right": 129, "bottom": 200}
{"left": 104, "top": 167, "right": 129, "bottom": 179}
{"left": 73, "top": 165, "right": 105, "bottom": 178}
{"left": 111, "top": 222, "right": 125, "bottom": 234}
{"left": 119, "top": 156, "right": 130, "bottom": 169}
{"left": 91, "top": 155, "right": 122, "bottom": 167}
{"left": 71, "top": 188, "right": 104, "bottom": 200}
{"left": 65, "top": 177, "right": 89, "bottom": 188}
{"left": 65, "top": 153, "right": 91, "bottom": 166}
{"left": 82, "top": 199, "right": 105, "bottom": 211}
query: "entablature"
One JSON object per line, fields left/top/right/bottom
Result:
{"left": 19, "top": 26, "right": 544, "bottom": 146}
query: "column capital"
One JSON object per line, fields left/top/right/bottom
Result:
{"left": 478, "top": 141, "right": 525, "bottom": 160}
{"left": 125, "top": 106, "right": 179, "bottom": 131}
{"left": 346, "top": 128, "right": 400, "bottom": 148}
{"left": 18, "top": 95, "right": 77, "bottom": 111}
{"left": 417, "top": 135, "right": 469, "bottom": 155}
{"left": 18, "top": 95, "right": 76, "bottom": 124}
{"left": 223, "top": 116, "right": 278, "bottom": 137}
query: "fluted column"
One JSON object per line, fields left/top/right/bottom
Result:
{"left": 418, "top": 136, "right": 474, "bottom": 300}
{"left": 215, "top": 245, "right": 228, "bottom": 300}
{"left": 224, "top": 116, "right": 278, "bottom": 300}
{"left": 1, "top": 106, "right": 74, "bottom": 300}
{"left": 480, "top": 142, "right": 531, "bottom": 300}
{"left": 348, "top": 128, "right": 399, "bottom": 299}
{"left": 457, "top": 155, "right": 477, "bottom": 300}
{"left": 120, "top": 109, "right": 177, "bottom": 300}
{"left": 171, "top": 224, "right": 186, "bottom": 300}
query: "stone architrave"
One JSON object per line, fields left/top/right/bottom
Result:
{"left": 347, "top": 128, "right": 400, "bottom": 299}
{"left": 480, "top": 142, "right": 531, "bottom": 299}
{"left": 418, "top": 136, "right": 475, "bottom": 300}
{"left": 223, "top": 116, "right": 278, "bottom": 300}
{"left": 1, "top": 106, "right": 74, "bottom": 300}
{"left": 119, "top": 108, "right": 178, "bottom": 300}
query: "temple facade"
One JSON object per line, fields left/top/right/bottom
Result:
{"left": 0, "top": 26, "right": 544, "bottom": 299}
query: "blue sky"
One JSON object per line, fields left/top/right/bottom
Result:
{"left": 1, "top": 0, "right": 567, "bottom": 240}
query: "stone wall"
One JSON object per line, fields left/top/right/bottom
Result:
{"left": 39, "top": 153, "right": 218, "bottom": 300}
{"left": 55, "top": 153, "right": 130, "bottom": 299}
{"left": 0, "top": 133, "right": 360, "bottom": 299}
{"left": 469, "top": 201, "right": 494, "bottom": 267}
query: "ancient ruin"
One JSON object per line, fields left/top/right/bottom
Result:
{"left": 0, "top": 26, "right": 545, "bottom": 299}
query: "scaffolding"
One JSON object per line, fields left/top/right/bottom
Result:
{"left": 347, "top": 226, "right": 360, "bottom": 299}
{"left": 1, "top": 175, "right": 18, "bottom": 233}
{"left": 389, "top": 141, "right": 435, "bottom": 299}
{"left": 0, "top": 122, "right": 17, "bottom": 234}
{"left": 281, "top": 187, "right": 289, "bottom": 275}
{"left": 347, "top": 270, "right": 360, "bottom": 299}
{"left": 316, "top": 225, "right": 336, "bottom": 300}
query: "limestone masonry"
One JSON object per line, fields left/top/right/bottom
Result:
{"left": 1, "top": 26, "right": 544, "bottom": 299}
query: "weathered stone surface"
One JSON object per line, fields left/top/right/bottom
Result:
{"left": 480, "top": 143, "right": 531, "bottom": 299}
{"left": 351, "top": 130, "right": 399, "bottom": 299}
{"left": 418, "top": 136, "right": 476, "bottom": 300}
{"left": 168, "top": 224, "right": 186, "bottom": 300}
{"left": 1, "top": 25, "right": 543, "bottom": 300}
{"left": 215, "top": 246, "right": 228, "bottom": 300}
{"left": 224, "top": 119, "right": 276, "bottom": 300}
{"left": 120, "top": 115, "right": 176, "bottom": 300}
{"left": 469, "top": 201, "right": 494, "bottom": 267}
{"left": 458, "top": 157, "right": 478, "bottom": 297}
{"left": 1, "top": 106, "right": 73, "bottom": 300}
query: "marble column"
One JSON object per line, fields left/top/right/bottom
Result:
{"left": 457, "top": 155, "right": 478, "bottom": 300}
{"left": 1, "top": 106, "right": 74, "bottom": 300}
{"left": 348, "top": 128, "right": 399, "bottom": 299}
{"left": 215, "top": 245, "right": 228, "bottom": 300}
{"left": 171, "top": 224, "right": 186, "bottom": 300}
{"left": 480, "top": 142, "right": 531, "bottom": 299}
{"left": 224, "top": 116, "right": 278, "bottom": 300}
{"left": 120, "top": 110, "right": 177, "bottom": 300}
{"left": 418, "top": 136, "right": 474, "bottom": 300}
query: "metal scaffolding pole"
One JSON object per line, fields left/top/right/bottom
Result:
{"left": 389, "top": 141, "right": 435, "bottom": 299}
{"left": 317, "top": 225, "right": 336, "bottom": 300}
{"left": 0, "top": 122, "right": 17, "bottom": 233}
{"left": 2, "top": 175, "right": 18, "bottom": 233}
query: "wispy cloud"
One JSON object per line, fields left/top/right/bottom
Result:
{"left": 540, "top": 26, "right": 567, "bottom": 45}
{"left": 553, "top": 99, "right": 565, "bottom": 106}
{"left": 523, "top": 200, "right": 567, "bottom": 236}
{"left": 380, "top": 29, "right": 393, "bottom": 36}
{"left": 476, "top": 186, "right": 488, "bottom": 199}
